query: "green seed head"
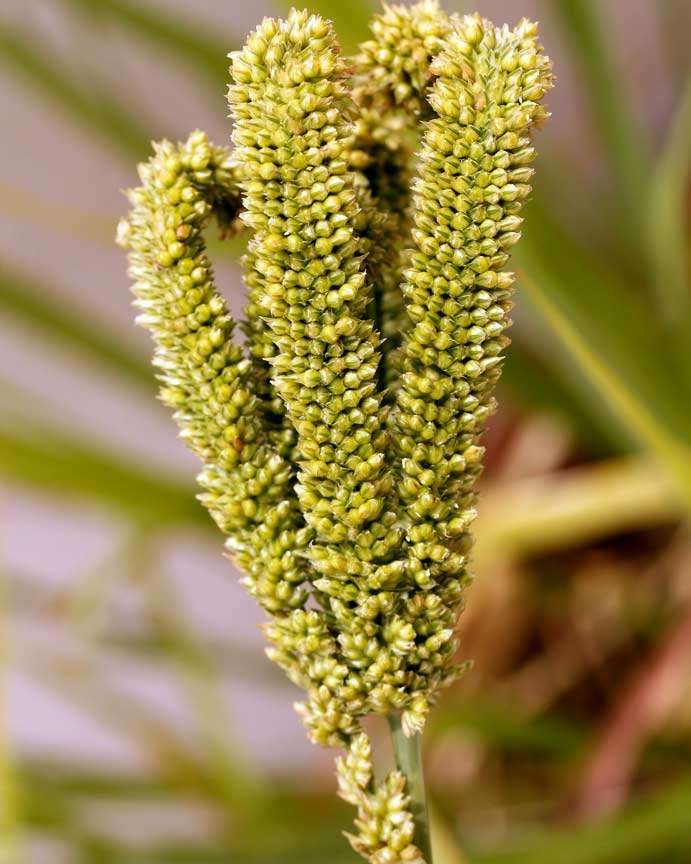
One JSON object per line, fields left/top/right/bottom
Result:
{"left": 119, "top": 7, "right": 552, "bottom": 862}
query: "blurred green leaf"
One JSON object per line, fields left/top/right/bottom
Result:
{"left": 476, "top": 457, "right": 679, "bottom": 564}
{"left": 0, "top": 181, "right": 117, "bottom": 247}
{"left": 59, "top": 0, "right": 235, "bottom": 89}
{"left": 500, "top": 338, "right": 619, "bottom": 454}
{"left": 0, "top": 566, "right": 22, "bottom": 862}
{"left": 432, "top": 805, "right": 470, "bottom": 864}
{"left": 518, "top": 190, "right": 691, "bottom": 440}
{"left": 23, "top": 765, "right": 359, "bottom": 863}
{"left": 0, "top": 264, "right": 153, "bottom": 390}
{"left": 273, "top": 0, "right": 373, "bottom": 54}
{"left": 0, "top": 27, "right": 151, "bottom": 161}
{"left": 648, "top": 73, "right": 691, "bottom": 331}
{"left": 432, "top": 699, "right": 583, "bottom": 758}
{"left": 0, "top": 422, "right": 203, "bottom": 525}
{"left": 12, "top": 571, "right": 280, "bottom": 684}
{"left": 473, "top": 775, "right": 691, "bottom": 864}
{"left": 515, "top": 203, "right": 658, "bottom": 455}
{"left": 26, "top": 650, "right": 232, "bottom": 803}
{"left": 548, "top": 0, "right": 647, "bottom": 232}
{"left": 143, "top": 566, "right": 263, "bottom": 815}
{"left": 518, "top": 268, "right": 691, "bottom": 513}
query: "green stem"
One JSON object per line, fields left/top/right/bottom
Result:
{"left": 388, "top": 713, "right": 433, "bottom": 863}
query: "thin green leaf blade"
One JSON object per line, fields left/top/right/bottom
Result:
{"left": 518, "top": 269, "right": 691, "bottom": 513}
{"left": 0, "top": 265, "right": 153, "bottom": 389}
{"left": 548, "top": 0, "right": 648, "bottom": 230}
{"left": 59, "top": 0, "right": 235, "bottom": 89}
{"left": 474, "top": 775, "right": 691, "bottom": 864}
{"left": 648, "top": 73, "right": 691, "bottom": 330}
{"left": 518, "top": 194, "right": 691, "bottom": 450}
{"left": 0, "top": 423, "right": 202, "bottom": 525}
{"left": 0, "top": 27, "right": 151, "bottom": 161}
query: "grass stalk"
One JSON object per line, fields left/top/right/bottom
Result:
{"left": 388, "top": 714, "right": 433, "bottom": 863}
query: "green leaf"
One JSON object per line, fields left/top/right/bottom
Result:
{"left": 475, "top": 457, "right": 680, "bottom": 564}
{"left": 648, "top": 73, "right": 691, "bottom": 330}
{"left": 518, "top": 189, "right": 691, "bottom": 442}
{"left": 548, "top": 0, "right": 648, "bottom": 230}
{"left": 59, "top": 0, "right": 235, "bottom": 89}
{"left": 0, "top": 264, "right": 153, "bottom": 390}
{"left": 500, "top": 338, "right": 620, "bottom": 455}
{"left": 473, "top": 774, "right": 691, "bottom": 864}
{"left": 516, "top": 205, "right": 656, "bottom": 444}
{"left": 273, "top": 0, "right": 374, "bottom": 54}
{"left": 0, "top": 27, "right": 151, "bottom": 161}
{"left": 518, "top": 268, "right": 691, "bottom": 514}
{"left": 0, "top": 571, "right": 22, "bottom": 860}
{"left": 0, "top": 422, "right": 203, "bottom": 525}
{"left": 432, "top": 699, "right": 584, "bottom": 758}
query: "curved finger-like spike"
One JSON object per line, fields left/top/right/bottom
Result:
{"left": 117, "top": 130, "right": 312, "bottom": 614}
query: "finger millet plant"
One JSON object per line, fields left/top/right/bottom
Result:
{"left": 117, "top": 3, "right": 553, "bottom": 860}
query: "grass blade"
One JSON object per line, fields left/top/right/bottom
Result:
{"left": 0, "top": 562, "right": 22, "bottom": 863}
{"left": 518, "top": 269, "right": 691, "bottom": 513}
{"left": 501, "top": 338, "right": 623, "bottom": 454}
{"left": 648, "top": 73, "right": 691, "bottom": 330}
{"left": 0, "top": 264, "right": 153, "bottom": 389}
{"left": 0, "top": 423, "right": 203, "bottom": 526}
{"left": 474, "top": 774, "right": 691, "bottom": 864}
{"left": 59, "top": 0, "right": 234, "bottom": 89}
{"left": 518, "top": 194, "right": 691, "bottom": 451}
{"left": 0, "top": 27, "right": 151, "bottom": 161}
{"left": 548, "top": 0, "right": 647, "bottom": 229}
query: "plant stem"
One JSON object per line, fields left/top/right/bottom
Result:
{"left": 388, "top": 713, "right": 433, "bottom": 863}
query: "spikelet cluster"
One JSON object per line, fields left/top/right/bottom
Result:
{"left": 387, "top": 10, "right": 554, "bottom": 724}
{"left": 119, "top": 5, "right": 552, "bottom": 862}
{"left": 351, "top": 2, "right": 454, "bottom": 383}
{"left": 116, "top": 132, "right": 313, "bottom": 615}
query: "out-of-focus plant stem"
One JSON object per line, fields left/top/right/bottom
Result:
{"left": 549, "top": 0, "right": 647, "bottom": 241}
{"left": 475, "top": 457, "right": 679, "bottom": 565}
{"left": 388, "top": 714, "right": 433, "bottom": 864}
{"left": 519, "top": 270, "right": 691, "bottom": 515}
{"left": 430, "top": 804, "right": 467, "bottom": 864}
{"left": 0, "top": 29, "right": 150, "bottom": 161}
{"left": 648, "top": 73, "right": 691, "bottom": 334}
{"left": 144, "top": 558, "right": 263, "bottom": 822}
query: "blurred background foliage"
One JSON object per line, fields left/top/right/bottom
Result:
{"left": 1, "top": 0, "right": 690, "bottom": 862}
